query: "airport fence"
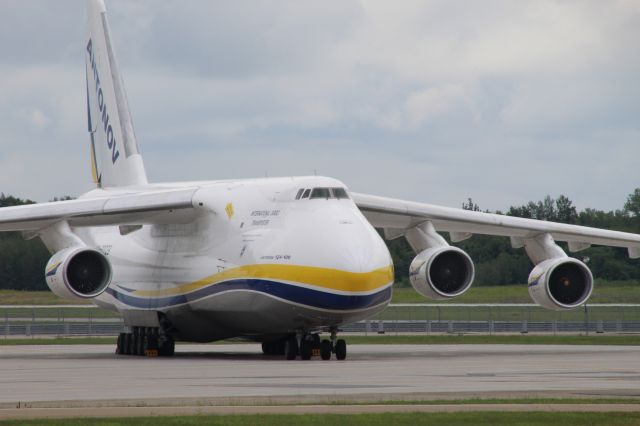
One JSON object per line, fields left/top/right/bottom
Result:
{"left": 1, "top": 303, "right": 640, "bottom": 337}
{"left": 349, "top": 304, "right": 640, "bottom": 335}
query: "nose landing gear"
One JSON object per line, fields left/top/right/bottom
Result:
{"left": 327, "top": 328, "right": 347, "bottom": 361}
{"left": 278, "top": 329, "right": 347, "bottom": 361}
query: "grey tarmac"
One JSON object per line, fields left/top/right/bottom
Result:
{"left": 0, "top": 343, "right": 639, "bottom": 418}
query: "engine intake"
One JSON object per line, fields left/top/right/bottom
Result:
{"left": 45, "top": 247, "right": 112, "bottom": 300}
{"left": 409, "top": 246, "right": 475, "bottom": 300}
{"left": 528, "top": 258, "right": 593, "bottom": 310}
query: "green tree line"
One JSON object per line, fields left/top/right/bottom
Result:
{"left": 0, "top": 194, "right": 50, "bottom": 290}
{"left": 1, "top": 190, "right": 640, "bottom": 290}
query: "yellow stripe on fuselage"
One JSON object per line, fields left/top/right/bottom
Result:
{"left": 133, "top": 264, "right": 394, "bottom": 298}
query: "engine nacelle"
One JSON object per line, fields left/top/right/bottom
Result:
{"left": 45, "top": 247, "right": 112, "bottom": 301}
{"left": 409, "top": 246, "right": 475, "bottom": 300}
{"left": 528, "top": 258, "right": 593, "bottom": 310}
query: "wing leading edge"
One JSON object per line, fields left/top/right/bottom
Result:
{"left": 352, "top": 192, "right": 640, "bottom": 259}
{"left": 0, "top": 187, "right": 199, "bottom": 232}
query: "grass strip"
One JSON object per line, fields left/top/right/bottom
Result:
{"left": 2, "top": 412, "right": 640, "bottom": 426}
{"left": 325, "top": 397, "right": 640, "bottom": 405}
{"left": 391, "top": 280, "right": 640, "bottom": 304}
{"left": 0, "top": 290, "right": 88, "bottom": 306}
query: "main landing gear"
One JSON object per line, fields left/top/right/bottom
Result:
{"left": 267, "top": 330, "right": 347, "bottom": 361}
{"left": 115, "top": 326, "right": 175, "bottom": 357}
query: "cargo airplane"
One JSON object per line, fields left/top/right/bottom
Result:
{"left": 1, "top": 0, "right": 639, "bottom": 360}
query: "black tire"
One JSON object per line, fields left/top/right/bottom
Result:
{"left": 311, "top": 334, "right": 321, "bottom": 348}
{"left": 139, "top": 334, "right": 148, "bottom": 356}
{"left": 335, "top": 339, "right": 347, "bottom": 361}
{"left": 300, "top": 340, "right": 312, "bottom": 360}
{"left": 284, "top": 337, "right": 298, "bottom": 360}
{"left": 124, "top": 333, "right": 133, "bottom": 355}
{"left": 146, "top": 334, "right": 159, "bottom": 351}
{"left": 116, "top": 333, "right": 124, "bottom": 355}
{"left": 262, "top": 342, "right": 271, "bottom": 355}
{"left": 320, "top": 339, "right": 332, "bottom": 360}
{"left": 136, "top": 333, "right": 144, "bottom": 356}
{"left": 159, "top": 338, "right": 175, "bottom": 357}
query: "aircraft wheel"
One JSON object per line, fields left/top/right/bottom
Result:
{"left": 300, "top": 340, "right": 312, "bottom": 360}
{"left": 130, "top": 332, "right": 138, "bottom": 356}
{"left": 159, "top": 338, "right": 175, "bottom": 357}
{"left": 139, "top": 333, "right": 148, "bottom": 356}
{"left": 145, "top": 334, "right": 158, "bottom": 354}
{"left": 136, "top": 333, "right": 145, "bottom": 356}
{"left": 335, "top": 339, "right": 347, "bottom": 361}
{"left": 124, "top": 333, "right": 133, "bottom": 355}
{"left": 116, "top": 333, "right": 125, "bottom": 355}
{"left": 262, "top": 342, "right": 271, "bottom": 355}
{"left": 320, "top": 339, "right": 332, "bottom": 360}
{"left": 284, "top": 337, "right": 298, "bottom": 360}
{"left": 166, "top": 339, "right": 175, "bottom": 357}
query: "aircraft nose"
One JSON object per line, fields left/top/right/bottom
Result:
{"left": 289, "top": 203, "right": 393, "bottom": 284}
{"left": 259, "top": 202, "right": 394, "bottom": 310}
{"left": 332, "top": 220, "right": 390, "bottom": 273}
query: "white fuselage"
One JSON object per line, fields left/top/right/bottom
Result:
{"left": 76, "top": 176, "right": 393, "bottom": 341}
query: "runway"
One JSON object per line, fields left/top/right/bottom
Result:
{"left": 0, "top": 344, "right": 639, "bottom": 408}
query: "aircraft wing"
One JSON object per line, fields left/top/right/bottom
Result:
{"left": 0, "top": 187, "right": 199, "bottom": 232}
{"left": 351, "top": 192, "right": 640, "bottom": 258}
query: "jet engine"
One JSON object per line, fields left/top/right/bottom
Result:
{"left": 528, "top": 257, "right": 593, "bottom": 310}
{"left": 409, "top": 246, "right": 475, "bottom": 300}
{"left": 45, "top": 247, "right": 112, "bottom": 301}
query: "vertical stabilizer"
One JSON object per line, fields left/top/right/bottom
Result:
{"left": 86, "top": 0, "right": 147, "bottom": 187}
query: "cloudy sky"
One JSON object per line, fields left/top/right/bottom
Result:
{"left": 0, "top": 0, "right": 638, "bottom": 212}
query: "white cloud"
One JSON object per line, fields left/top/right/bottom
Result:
{"left": 404, "top": 85, "right": 468, "bottom": 128}
{"left": 23, "top": 108, "right": 50, "bottom": 128}
{"left": 0, "top": 0, "right": 638, "bottom": 213}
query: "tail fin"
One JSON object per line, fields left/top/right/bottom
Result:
{"left": 85, "top": 0, "right": 147, "bottom": 188}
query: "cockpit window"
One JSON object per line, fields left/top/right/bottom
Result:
{"left": 310, "top": 188, "right": 331, "bottom": 199}
{"left": 297, "top": 187, "right": 349, "bottom": 200}
{"left": 332, "top": 187, "right": 349, "bottom": 199}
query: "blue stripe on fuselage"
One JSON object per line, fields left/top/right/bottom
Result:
{"left": 106, "top": 278, "right": 392, "bottom": 311}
